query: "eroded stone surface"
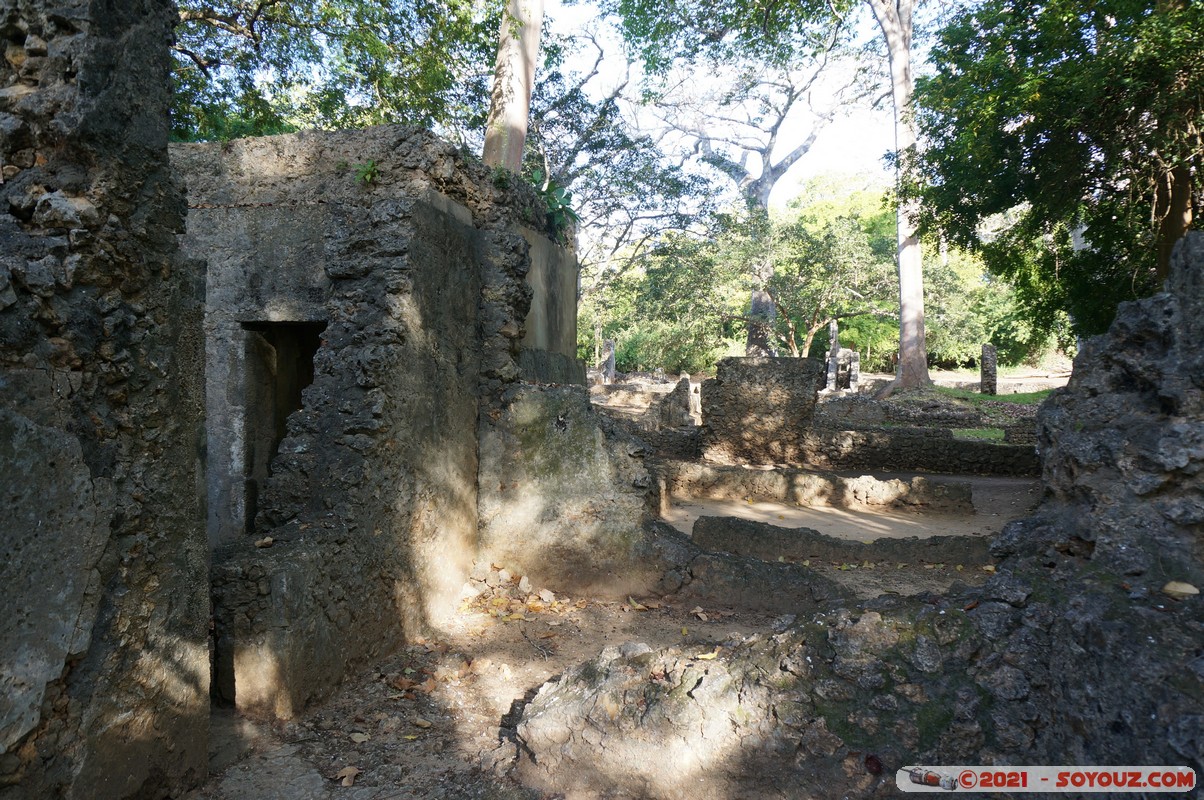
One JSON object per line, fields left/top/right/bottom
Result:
{"left": 659, "top": 460, "right": 974, "bottom": 512}
{"left": 0, "top": 0, "right": 208, "bottom": 795}
{"left": 477, "top": 385, "right": 658, "bottom": 597}
{"left": 178, "top": 127, "right": 597, "bottom": 720}
{"left": 701, "top": 356, "right": 826, "bottom": 464}
{"left": 692, "top": 515, "right": 992, "bottom": 566}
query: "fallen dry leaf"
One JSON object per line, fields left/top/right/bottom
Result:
{"left": 253, "top": 536, "right": 273, "bottom": 548}
{"left": 695, "top": 647, "right": 721, "bottom": 661}
{"left": 1162, "top": 580, "right": 1199, "bottom": 600}
{"left": 982, "top": 564, "right": 997, "bottom": 573}
{"left": 334, "top": 766, "right": 361, "bottom": 787}
{"left": 691, "top": 606, "right": 708, "bottom": 622}
{"left": 348, "top": 732, "right": 370, "bottom": 744}
{"left": 627, "top": 596, "right": 648, "bottom": 611}
{"left": 412, "top": 717, "right": 432, "bottom": 729}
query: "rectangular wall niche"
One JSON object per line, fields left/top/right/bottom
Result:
{"left": 241, "top": 321, "right": 326, "bottom": 532}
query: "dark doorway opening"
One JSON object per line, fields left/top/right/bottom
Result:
{"left": 212, "top": 320, "right": 325, "bottom": 710}
{"left": 241, "top": 321, "right": 326, "bottom": 533}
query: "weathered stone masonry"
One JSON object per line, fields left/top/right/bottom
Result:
{"left": 173, "top": 127, "right": 649, "bottom": 722}
{"left": 0, "top": 0, "right": 208, "bottom": 797}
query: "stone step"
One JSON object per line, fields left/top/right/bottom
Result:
{"left": 656, "top": 459, "right": 974, "bottom": 513}
{"left": 692, "top": 515, "right": 992, "bottom": 566}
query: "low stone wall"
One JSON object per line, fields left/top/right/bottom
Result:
{"left": 802, "top": 429, "right": 1039, "bottom": 476}
{"left": 701, "top": 357, "right": 826, "bottom": 464}
{"left": 692, "top": 516, "right": 992, "bottom": 565}
{"left": 657, "top": 460, "right": 973, "bottom": 513}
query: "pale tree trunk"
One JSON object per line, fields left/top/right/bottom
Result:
{"left": 482, "top": 0, "right": 544, "bottom": 171}
{"left": 869, "top": 0, "right": 930, "bottom": 390}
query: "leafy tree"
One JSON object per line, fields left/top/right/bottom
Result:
{"left": 529, "top": 31, "right": 714, "bottom": 268}
{"left": 590, "top": 173, "right": 1050, "bottom": 375}
{"left": 579, "top": 228, "right": 747, "bottom": 373}
{"left": 769, "top": 186, "right": 898, "bottom": 357}
{"left": 644, "top": 41, "right": 876, "bottom": 356}
{"left": 867, "top": 0, "right": 931, "bottom": 389}
{"left": 603, "top": 0, "right": 933, "bottom": 386}
{"left": 906, "top": 0, "right": 1203, "bottom": 336}
{"left": 171, "top": 0, "right": 500, "bottom": 140}
{"left": 529, "top": 28, "right": 718, "bottom": 365}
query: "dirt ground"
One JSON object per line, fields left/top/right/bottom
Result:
{"left": 191, "top": 589, "right": 795, "bottom": 800}
{"left": 663, "top": 474, "right": 1042, "bottom": 542}
{"left": 189, "top": 375, "right": 1054, "bottom": 799}
{"left": 189, "top": 472, "right": 1040, "bottom": 800}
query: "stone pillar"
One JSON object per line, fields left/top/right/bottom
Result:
{"left": 981, "top": 343, "right": 998, "bottom": 395}
{"left": 849, "top": 350, "right": 861, "bottom": 392}
{"left": 825, "top": 320, "right": 840, "bottom": 391}
{"left": 601, "top": 339, "right": 616, "bottom": 384}
{"left": 745, "top": 290, "right": 777, "bottom": 357}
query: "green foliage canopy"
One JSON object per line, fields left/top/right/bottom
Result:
{"left": 584, "top": 176, "right": 1058, "bottom": 374}
{"left": 906, "top": 0, "right": 1204, "bottom": 336}
{"left": 172, "top": 0, "right": 500, "bottom": 140}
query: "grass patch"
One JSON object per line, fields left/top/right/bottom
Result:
{"left": 952, "top": 427, "right": 1005, "bottom": 441}
{"left": 935, "top": 386, "right": 1052, "bottom": 406}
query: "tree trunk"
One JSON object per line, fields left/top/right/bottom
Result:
{"left": 746, "top": 289, "right": 777, "bottom": 357}
{"left": 1155, "top": 163, "right": 1193, "bottom": 283}
{"left": 869, "top": 0, "right": 930, "bottom": 390}
{"left": 802, "top": 326, "right": 822, "bottom": 361}
{"left": 482, "top": 0, "right": 544, "bottom": 171}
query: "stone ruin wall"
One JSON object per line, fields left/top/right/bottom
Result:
{"left": 701, "top": 356, "right": 827, "bottom": 464}
{"left": 699, "top": 356, "right": 1037, "bottom": 476}
{"left": 174, "top": 126, "right": 652, "bottom": 720}
{"left": 0, "top": 0, "right": 208, "bottom": 797}
{"left": 801, "top": 428, "right": 1039, "bottom": 476}
{"left": 175, "top": 128, "right": 501, "bottom": 718}
{"left": 0, "top": 0, "right": 650, "bottom": 785}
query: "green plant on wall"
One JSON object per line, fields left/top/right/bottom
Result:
{"left": 530, "top": 169, "right": 579, "bottom": 241}
{"left": 491, "top": 165, "right": 512, "bottom": 189}
{"left": 354, "top": 159, "right": 380, "bottom": 185}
